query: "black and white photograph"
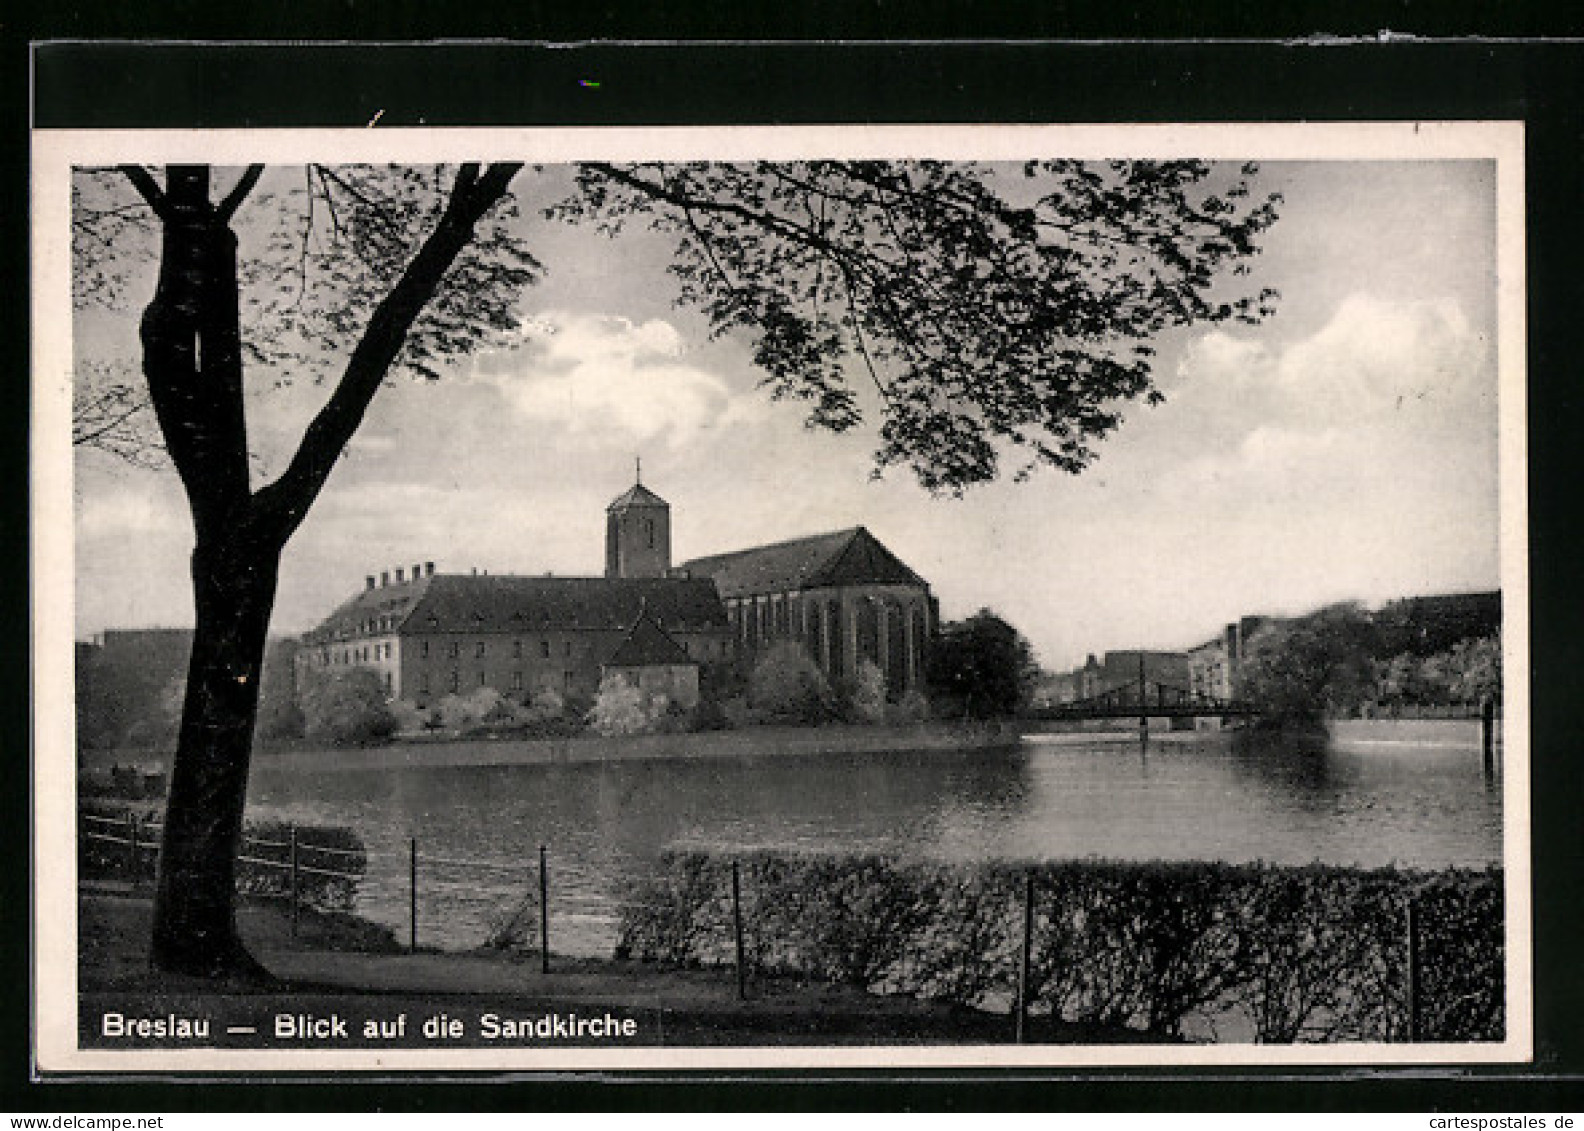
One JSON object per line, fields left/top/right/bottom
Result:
{"left": 32, "top": 119, "right": 1528, "bottom": 1071}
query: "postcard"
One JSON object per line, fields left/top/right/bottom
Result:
{"left": 33, "top": 118, "right": 1529, "bottom": 1073}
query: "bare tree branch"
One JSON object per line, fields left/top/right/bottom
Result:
{"left": 215, "top": 164, "right": 266, "bottom": 223}
{"left": 252, "top": 162, "right": 523, "bottom": 544}
{"left": 118, "top": 164, "right": 172, "bottom": 221}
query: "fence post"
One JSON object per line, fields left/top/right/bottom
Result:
{"left": 1481, "top": 698, "right": 1496, "bottom": 779}
{"left": 1016, "top": 871, "right": 1035, "bottom": 1044}
{"left": 732, "top": 859, "right": 747, "bottom": 1001}
{"left": 126, "top": 813, "right": 138, "bottom": 882}
{"left": 1405, "top": 895, "right": 1421, "bottom": 1043}
{"left": 289, "top": 825, "right": 300, "bottom": 939}
{"left": 539, "top": 844, "right": 550, "bottom": 974}
{"left": 409, "top": 836, "right": 418, "bottom": 954}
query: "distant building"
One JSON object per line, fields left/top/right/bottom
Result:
{"left": 298, "top": 473, "right": 937, "bottom": 709}
{"left": 601, "top": 602, "right": 701, "bottom": 709}
{"left": 1375, "top": 591, "right": 1501, "bottom": 657}
{"left": 75, "top": 628, "right": 298, "bottom": 751}
{"left": 74, "top": 628, "right": 194, "bottom": 751}
{"left": 1187, "top": 616, "right": 1276, "bottom": 729}
{"left": 680, "top": 526, "right": 935, "bottom": 694}
{"left": 1030, "top": 670, "right": 1080, "bottom": 708}
{"left": 1073, "top": 650, "right": 1190, "bottom": 701}
{"left": 299, "top": 569, "right": 730, "bottom": 710}
{"left": 298, "top": 475, "right": 732, "bottom": 709}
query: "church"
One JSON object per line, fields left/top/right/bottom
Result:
{"left": 297, "top": 473, "right": 935, "bottom": 710}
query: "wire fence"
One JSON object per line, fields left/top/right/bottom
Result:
{"left": 79, "top": 809, "right": 639, "bottom": 963}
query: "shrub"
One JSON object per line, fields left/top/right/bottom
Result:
{"left": 586, "top": 674, "right": 667, "bottom": 736}
{"left": 850, "top": 660, "right": 889, "bottom": 725}
{"left": 78, "top": 801, "right": 367, "bottom": 910}
{"left": 388, "top": 698, "right": 431, "bottom": 732}
{"left": 300, "top": 667, "right": 396, "bottom": 746}
{"left": 526, "top": 687, "right": 566, "bottom": 722}
{"left": 749, "top": 642, "right": 835, "bottom": 724}
{"left": 891, "top": 688, "right": 931, "bottom": 723}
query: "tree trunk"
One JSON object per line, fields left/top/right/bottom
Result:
{"left": 120, "top": 161, "right": 522, "bottom": 979}
{"left": 150, "top": 531, "right": 281, "bottom": 979}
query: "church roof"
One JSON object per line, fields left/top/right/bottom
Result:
{"left": 305, "top": 574, "right": 727, "bottom": 641}
{"left": 680, "top": 526, "right": 927, "bottom": 599}
{"left": 603, "top": 606, "right": 695, "bottom": 668}
{"left": 607, "top": 482, "right": 668, "bottom": 510}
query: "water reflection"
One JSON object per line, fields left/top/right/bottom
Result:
{"left": 247, "top": 731, "right": 1501, "bottom": 953}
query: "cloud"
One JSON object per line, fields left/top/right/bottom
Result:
{"left": 1164, "top": 292, "right": 1493, "bottom": 459}
{"left": 1274, "top": 294, "right": 1489, "bottom": 425}
{"left": 469, "top": 312, "right": 764, "bottom": 448}
{"left": 76, "top": 487, "right": 187, "bottom": 540}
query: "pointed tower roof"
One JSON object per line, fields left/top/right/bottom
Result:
{"left": 604, "top": 602, "right": 695, "bottom": 667}
{"left": 607, "top": 481, "right": 668, "bottom": 510}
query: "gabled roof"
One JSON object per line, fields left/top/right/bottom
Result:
{"left": 306, "top": 574, "right": 727, "bottom": 640}
{"left": 604, "top": 606, "right": 695, "bottom": 668}
{"left": 680, "top": 526, "right": 927, "bottom": 599}
{"left": 607, "top": 482, "right": 668, "bottom": 510}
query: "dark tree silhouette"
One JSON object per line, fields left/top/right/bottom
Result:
{"left": 1235, "top": 603, "right": 1379, "bottom": 727}
{"left": 926, "top": 609, "right": 1041, "bottom": 718}
{"left": 78, "top": 158, "right": 1280, "bottom": 977}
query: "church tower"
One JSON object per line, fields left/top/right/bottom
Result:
{"left": 605, "top": 462, "right": 671, "bottom": 579}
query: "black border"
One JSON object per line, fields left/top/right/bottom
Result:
{"left": 17, "top": 27, "right": 1584, "bottom": 1113}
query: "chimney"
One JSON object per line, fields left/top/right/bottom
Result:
{"left": 395, "top": 567, "right": 405, "bottom": 583}
{"left": 413, "top": 564, "right": 422, "bottom": 583}
{"left": 380, "top": 571, "right": 390, "bottom": 587}
{"left": 426, "top": 562, "right": 435, "bottom": 577}
{"left": 471, "top": 567, "right": 478, "bottom": 576}
{"left": 365, "top": 575, "right": 376, "bottom": 591}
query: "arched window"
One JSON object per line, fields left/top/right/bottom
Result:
{"left": 826, "top": 599, "right": 845, "bottom": 681}
{"left": 857, "top": 598, "right": 881, "bottom": 669}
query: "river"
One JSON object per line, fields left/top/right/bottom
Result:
{"left": 244, "top": 729, "right": 1502, "bottom": 956}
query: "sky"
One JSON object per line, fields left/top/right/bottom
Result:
{"left": 70, "top": 159, "right": 1503, "bottom": 672}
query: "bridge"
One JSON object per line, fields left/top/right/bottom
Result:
{"left": 1027, "top": 657, "right": 1262, "bottom": 723}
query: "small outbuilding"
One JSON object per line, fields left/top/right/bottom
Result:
{"left": 600, "top": 603, "right": 701, "bottom": 709}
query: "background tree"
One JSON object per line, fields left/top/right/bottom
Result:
{"left": 77, "top": 158, "right": 1279, "bottom": 977}
{"left": 926, "top": 609, "right": 1040, "bottom": 719}
{"left": 253, "top": 638, "right": 305, "bottom": 745}
{"left": 298, "top": 667, "right": 396, "bottom": 747}
{"left": 749, "top": 641, "right": 837, "bottom": 724}
{"left": 1235, "top": 603, "right": 1378, "bottom": 727}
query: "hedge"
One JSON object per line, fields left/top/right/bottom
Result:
{"left": 615, "top": 851, "right": 1503, "bottom": 1043}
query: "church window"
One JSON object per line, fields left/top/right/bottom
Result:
{"left": 476, "top": 641, "right": 486, "bottom": 658}
{"left": 419, "top": 673, "right": 430, "bottom": 694}
{"left": 564, "top": 640, "right": 573, "bottom": 658}
{"left": 449, "top": 671, "right": 459, "bottom": 692}
{"left": 540, "top": 640, "right": 550, "bottom": 659}
{"left": 421, "top": 641, "right": 429, "bottom": 659}
{"left": 645, "top": 518, "right": 655, "bottom": 548}
{"left": 512, "top": 671, "right": 524, "bottom": 690}
{"left": 448, "top": 642, "right": 459, "bottom": 660}
{"left": 478, "top": 671, "right": 487, "bottom": 687}
{"left": 513, "top": 640, "right": 523, "bottom": 659}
